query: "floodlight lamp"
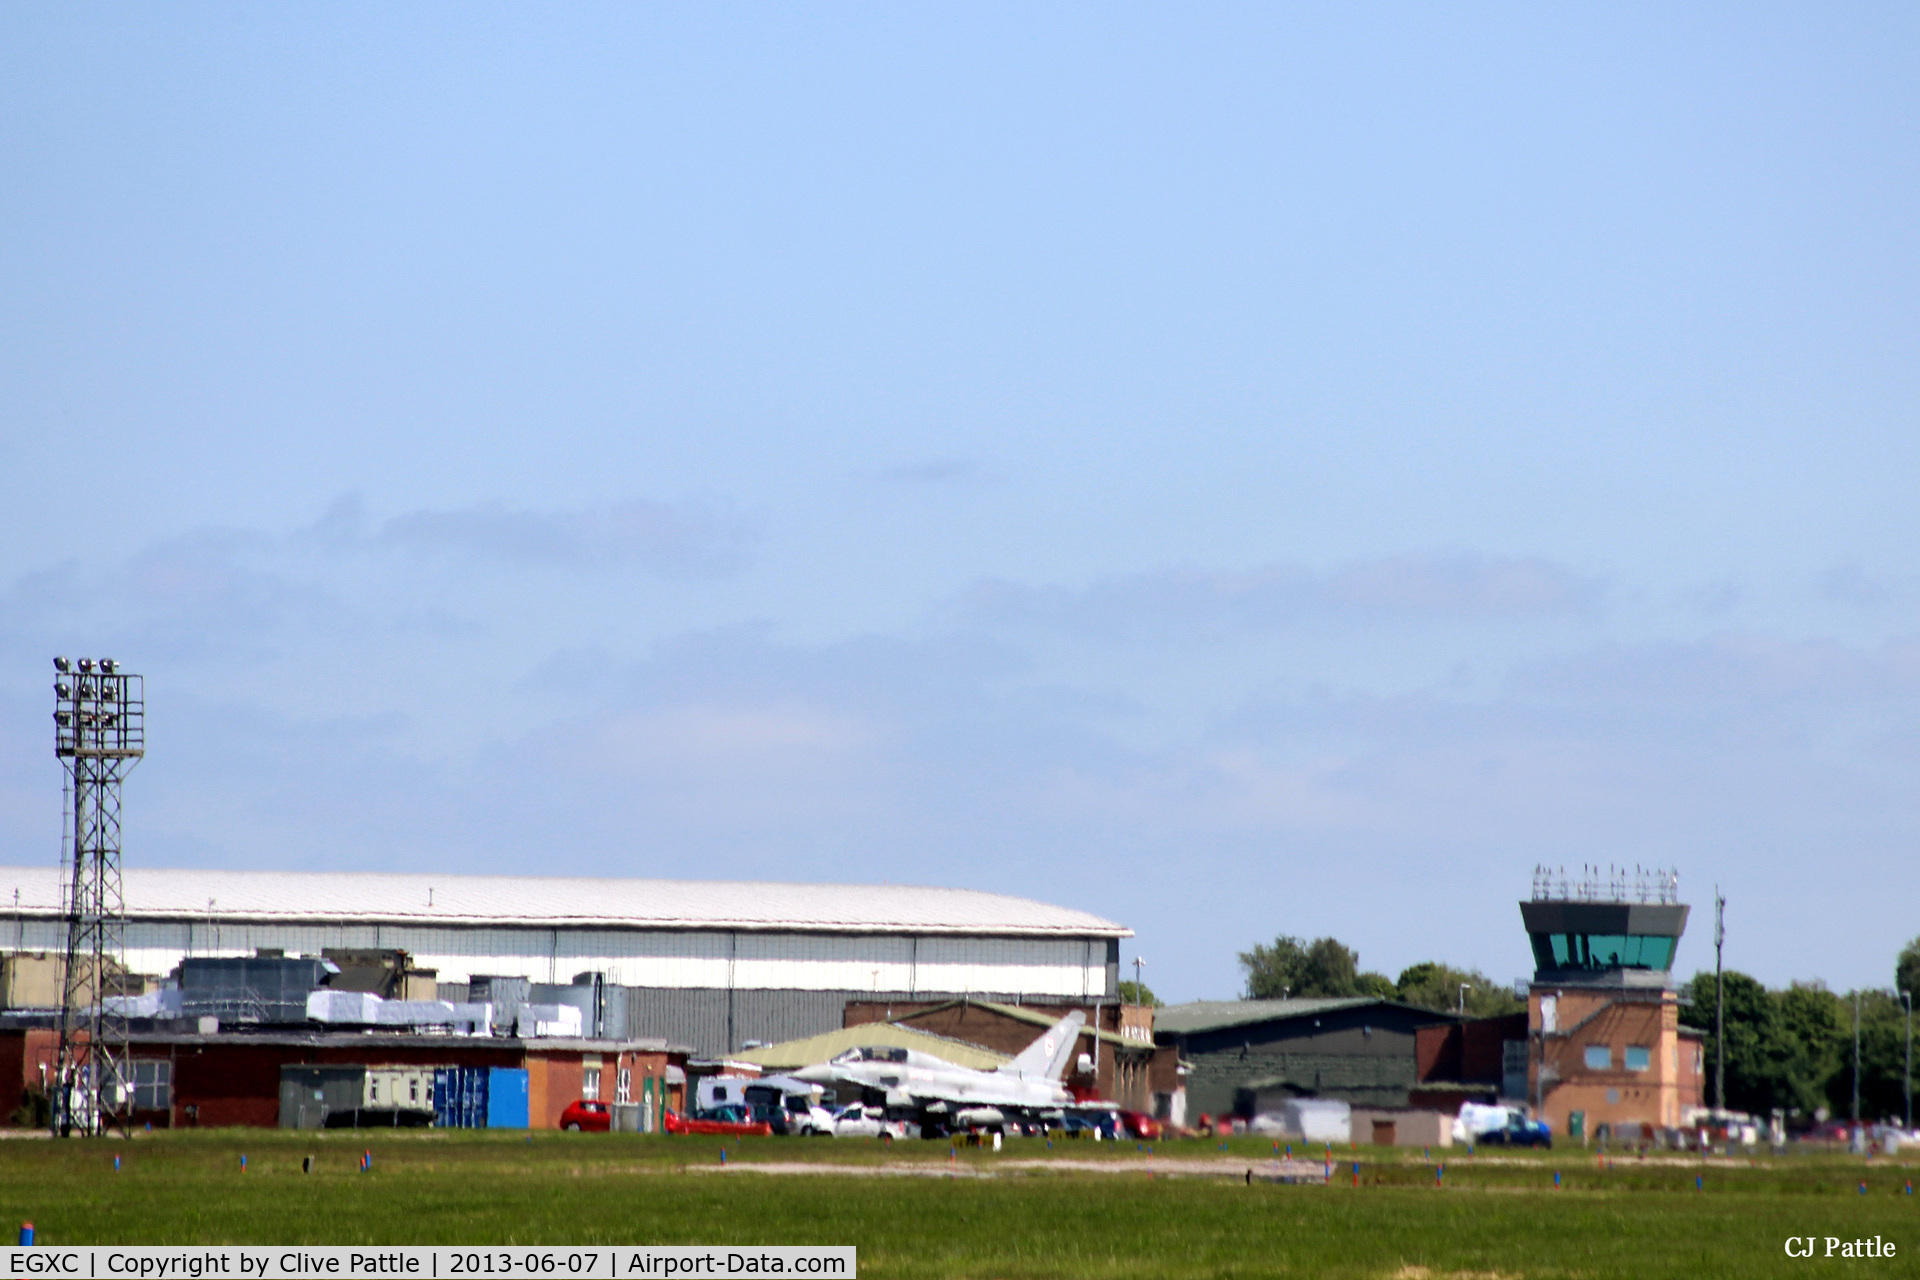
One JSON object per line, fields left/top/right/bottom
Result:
{"left": 54, "top": 712, "right": 70, "bottom": 727}
{"left": 78, "top": 659, "right": 95, "bottom": 673}
{"left": 54, "top": 657, "right": 70, "bottom": 672}
{"left": 54, "top": 683, "right": 70, "bottom": 699}
{"left": 100, "top": 659, "right": 117, "bottom": 674}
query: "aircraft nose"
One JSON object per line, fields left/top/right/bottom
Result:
{"left": 792, "top": 1064, "right": 831, "bottom": 1084}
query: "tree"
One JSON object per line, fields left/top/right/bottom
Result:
{"left": 1117, "top": 979, "right": 1159, "bottom": 1007}
{"left": 1897, "top": 936, "right": 1920, "bottom": 1004}
{"left": 1239, "top": 935, "right": 1309, "bottom": 999}
{"left": 1355, "top": 971, "right": 1397, "bottom": 999}
{"left": 1776, "top": 982, "right": 1846, "bottom": 1120}
{"left": 1679, "top": 969, "right": 1781, "bottom": 1115}
{"left": 1395, "top": 962, "right": 1522, "bottom": 1017}
{"left": 1238, "top": 934, "right": 1369, "bottom": 999}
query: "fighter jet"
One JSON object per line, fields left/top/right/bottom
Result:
{"left": 792, "top": 1010, "right": 1086, "bottom": 1133}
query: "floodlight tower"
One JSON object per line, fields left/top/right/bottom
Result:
{"left": 51, "top": 657, "right": 143, "bottom": 1137}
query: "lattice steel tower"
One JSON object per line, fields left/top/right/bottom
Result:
{"left": 51, "top": 656, "right": 143, "bottom": 1137}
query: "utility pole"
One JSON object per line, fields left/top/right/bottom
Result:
{"left": 1458, "top": 983, "right": 1472, "bottom": 1016}
{"left": 1713, "top": 888, "right": 1725, "bottom": 1114}
{"left": 1852, "top": 990, "right": 1861, "bottom": 1128}
{"left": 1901, "top": 989, "right": 1912, "bottom": 1132}
{"left": 1132, "top": 955, "right": 1145, "bottom": 1003}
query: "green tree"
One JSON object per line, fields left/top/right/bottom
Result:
{"left": 1116, "top": 979, "right": 1159, "bottom": 1007}
{"left": 1679, "top": 969, "right": 1783, "bottom": 1114}
{"left": 1238, "top": 935, "right": 1369, "bottom": 999}
{"left": 1775, "top": 982, "right": 1847, "bottom": 1120}
{"left": 1355, "top": 971, "right": 1397, "bottom": 999}
{"left": 1395, "top": 962, "right": 1522, "bottom": 1017}
{"left": 1897, "top": 936, "right": 1920, "bottom": 1004}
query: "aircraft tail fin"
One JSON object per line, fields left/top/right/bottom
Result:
{"left": 998, "top": 1011, "right": 1086, "bottom": 1081}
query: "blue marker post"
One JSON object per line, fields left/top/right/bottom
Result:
{"left": 114, "top": 1156, "right": 120, "bottom": 1172}
{"left": 719, "top": 1149, "right": 727, "bottom": 1165}
{"left": 240, "top": 1155, "right": 247, "bottom": 1173}
{"left": 1553, "top": 1170, "right": 1560, "bottom": 1188}
{"left": 1435, "top": 1164, "right": 1443, "bottom": 1187}
{"left": 1695, "top": 1175, "right": 1702, "bottom": 1191}
{"left": 1351, "top": 1162, "right": 1360, "bottom": 1190}
{"left": 18, "top": 1223, "right": 33, "bottom": 1247}
{"left": 1859, "top": 1182, "right": 1867, "bottom": 1196}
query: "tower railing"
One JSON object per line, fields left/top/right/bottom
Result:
{"left": 1530, "top": 863, "right": 1678, "bottom": 904}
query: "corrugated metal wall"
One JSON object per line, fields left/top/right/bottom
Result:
{"left": 623, "top": 986, "right": 732, "bottom": 1055}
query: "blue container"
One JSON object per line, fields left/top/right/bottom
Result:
{"left": 433, "top": 1066, "right": 527, "bottom": 1129}
{"left": 433, "top": 1067, "right": 485, "bottom": 1128}
{"left": 486, "top": 1068, "right": 529, "bottom": 1129}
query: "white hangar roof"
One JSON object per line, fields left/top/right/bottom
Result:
{"left": 0, "top": 866, "right": 1130, "bottom": 940}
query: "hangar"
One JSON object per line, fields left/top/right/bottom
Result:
{"left": 0, "top": 866, "right": 1128, "bottom": 1056}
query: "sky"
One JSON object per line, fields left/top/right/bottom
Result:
{"left": 2, "top": 3, "right": 1916, "bottom": 1002}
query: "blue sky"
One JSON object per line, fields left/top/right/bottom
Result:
{"left": 2, "top": 4, "right": 1916, "bottom": 1000}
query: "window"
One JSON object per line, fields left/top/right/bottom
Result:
{"left": 582, "top": 1067, "right": 601, "bottom": 1101}
{"left": 132, "top": 1060, "right": 171, "bottom": 1111}
{"left": 1584, "top": 1045, "right": 1612, "bottom": 1071}
{"left": 1529, "top": 933, "right": 1678, "bottom": 972}
{"left": 616, "top": 1068, "right": 632, "bottom": 1105}
{"left": 1624, "top": 1046, "right": 1651, "bottom": 1072}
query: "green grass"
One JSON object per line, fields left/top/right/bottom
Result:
{"left": 4, "top": 1130, "right": 1916, "bottom": 1278}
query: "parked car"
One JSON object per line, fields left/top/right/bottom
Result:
{"left": 1117, "top": 1110, "right": 1162, "bottom": 1140}
{"left": 1474, "top": 1118, "right": 1552, "bottom": 1149}
{"left": 663, "top": 1105, "right": 774, "bottom": 1137}
{"left": 789, "top": 1099, "right": 838, "bottom": 1135}
{"left": 559, "top": 1100, "right": 611, "bottom": 1132}
{"left": 1055, "top": 1110, "right": 1119, "bottom": 1140}
{"left": 744, "top": 1079, "right": 835, "bottom": 1136}
{"left": 831, "top": 1103, "right": 920, "bottom": 1140}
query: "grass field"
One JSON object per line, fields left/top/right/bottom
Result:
{"left": 5, "top": 1129, "right": 1916, "bottom": 1278}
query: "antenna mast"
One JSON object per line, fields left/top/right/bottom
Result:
{"left": 1713, "top": 887, "right": 1726, "bottom": 1115}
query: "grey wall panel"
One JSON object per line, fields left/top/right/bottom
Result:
{"left": 623, "top": 986, "right": 731, "bottom": 1056}
{"left": 621, "top": 986, "right": 1037, "bottom": 1057}
{"left": 729, "top": 988, "right": 854, "bottom": 1050}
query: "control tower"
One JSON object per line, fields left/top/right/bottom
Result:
{"left": 1522, "top": 866, "right": 1704, "bottom": 1141}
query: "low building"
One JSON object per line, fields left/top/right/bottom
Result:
{"left": 0, "top": 1026, "right": 689, "bottom": 1131}
{"left": 1153, "top": 998, "right": 1462, "bottom": 1123}
{"left": 1408, "top": 1012, "right": 1529, "bottom": 1112}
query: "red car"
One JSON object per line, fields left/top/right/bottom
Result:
{"left": 664, "top": 1107, "right": 773, "bottom": 1137}
{"left": 560, "top": 1100, "right": 611, "bottom": 1132}
{"left": 1118, "top": 1110, "right": 1162, "bottom": 1140}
